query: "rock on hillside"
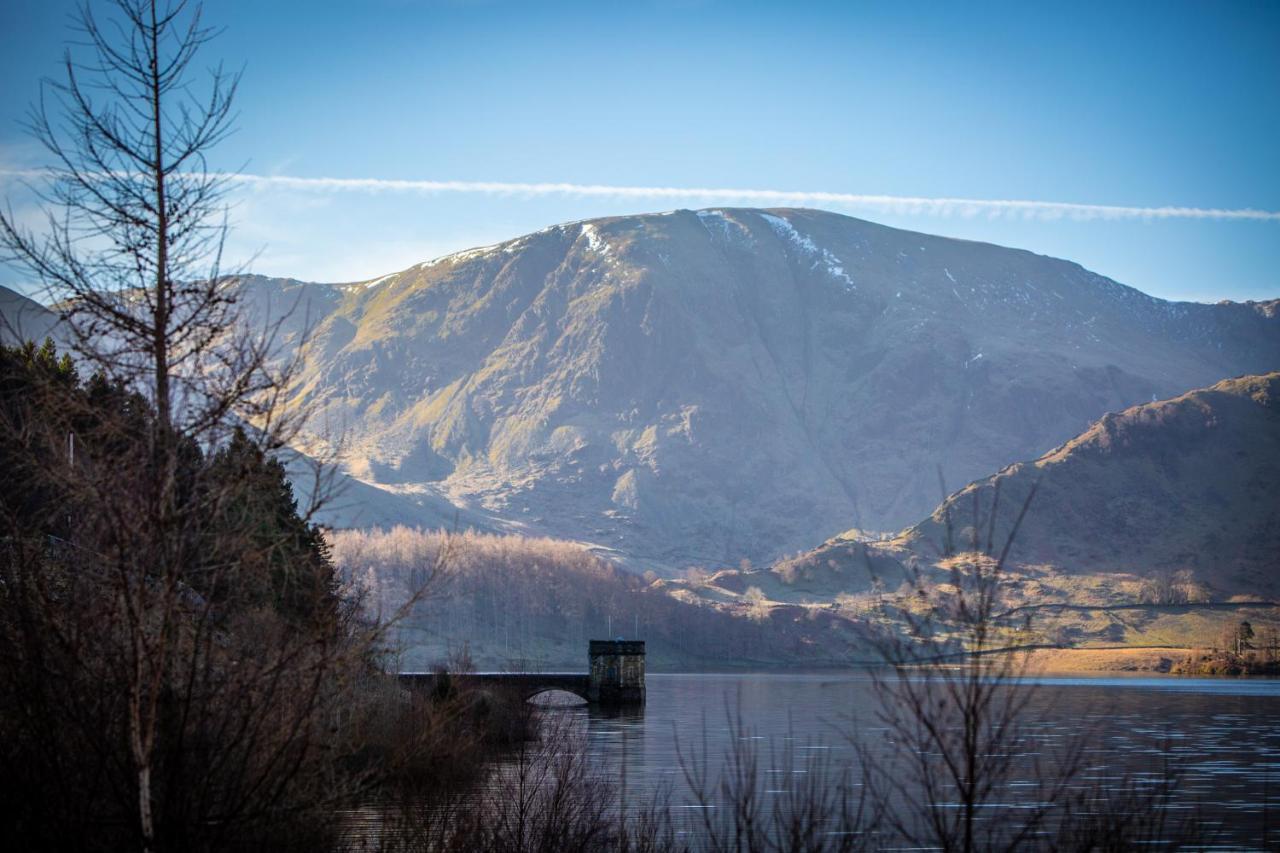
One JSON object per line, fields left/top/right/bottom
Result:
{"left": 229, "top": 209, "right": 1279, "bottom": 570}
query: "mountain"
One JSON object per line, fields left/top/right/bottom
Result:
{"left": 0, "top": 284, "right": 485, "bottom": 534}
{"left": 0, "top": 286, "right": 62, "bottom": 347}
{"left": 657, "top": 374, "right": 1280, "bottom": 654}
{"left": 6, "top": 209, "right": 1279, "bottom": 571}
{"left": 900, "top": 372, "right": 1280, "bottom": 595}
{"left": 236, "top": 209, "right": 1278, "bottom": 570}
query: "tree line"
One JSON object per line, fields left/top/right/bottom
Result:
{"left": 331, "top": 526, "right": 869, "bottom": 670}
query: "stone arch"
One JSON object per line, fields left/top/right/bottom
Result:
{"left": 523, "top": 685, "right": 590, "bottom": 705}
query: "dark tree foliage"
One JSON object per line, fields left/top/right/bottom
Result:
{"left": 204, "top": 427, "right": 339, "bottom": 626}
{"left": 0, "top": 340, "right": 355, "bottom": 851}
{"left": 0, "top": 339, "right": 336, "bottom": 625}
{"left": 0, "top": 339, "right": 78, "bottom": 536}
{"left": 0, "top": 3, "right": 408, "bottom": 848}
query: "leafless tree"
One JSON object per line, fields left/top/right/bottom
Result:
{"left": 364, "top": 707, "right": 648, "bottom": 853}
{"left": 852, "top": 472, "right": 1221, "bottom": 850}
{"left": 0, "top": 3, "right": 281, "bottom": 845}
{"left": 853, "top": 478, "right": 1097, "bottom": 852}
{"left": 1138, "top": 569, "right": 1197, "bottom": 606}
{"left": 1, "top": 0, "right": 251, "bottom": 432}
{"left": 0, "top": 3, "right": 440, "bottom": 850}
{"left": 675, "top": 705, "right": 878, "bottom": 853}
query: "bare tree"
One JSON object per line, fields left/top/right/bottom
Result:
{"left": 0, "top": 4, "right": 260, "bottom": 846}
{"left": 0, "top": 0, "right": 251, "bottom": 431}
{"left": 675, "top": 705, "right": 878, "bottom": 853}
{"left": 0, "top": 4, "right": 404, "bottom": 850}
{"left": 853, "top": 472, "right": 1220, "bottom": 850}
{"left": 854, "top": 478, "right": 1096, "bottom": 852}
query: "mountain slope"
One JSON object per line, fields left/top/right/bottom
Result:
{"left": 0, "top": 287, "right": 62, "bottom": 347}
{"left": 0, "top": 285, "right": 476, "bottom": 535}
{"left": 226, "top": 209, "right": 1280, "bottom": 569}
{"left": 656, "top": 374, "right": 1280, "bottom": 656}
{"left": 9, "top": 208, "right": 1277, "bottom": 571}
{"left": 239, "top": 208, "right": 1278, "bottom": 569}
{"left": 900, "top": 372, "right": 1280, "bottom": 594}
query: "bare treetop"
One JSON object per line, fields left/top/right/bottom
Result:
{"left": 1, "top": 0, "right": 252, "bottom": 438}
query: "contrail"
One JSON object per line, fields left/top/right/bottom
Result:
{"left": 222, "top": 175, "right": 1280, "bottom": 222}
{"left": 4, "top": 168, "right": 1278, "bottom": 222}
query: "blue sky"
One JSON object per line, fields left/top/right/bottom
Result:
{"left": 1, "top": 0, "right": 1278, "bottom": 302}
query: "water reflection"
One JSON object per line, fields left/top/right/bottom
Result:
{"left": 554, "top": 673, "right": 1280, "bottom": 849}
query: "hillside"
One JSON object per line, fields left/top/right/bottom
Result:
{"left": 0, "top": 288, "right": 486, "bottom": 535}
{"left": 901, "top": 372, "right": 1280, "bottom": 594}
{"left": 736, "top": 373, "right": 1280, "bottom": 598}
{"left": 0, "top": 287, "right": 62, "bottom": 347}
{"left": 663, "top": 374, "right": 1280, "bottom": 657}
{"left": 328, "top": 527, "right": 869, "bottom": 670}
{"left": 236, "top": 209, "right": 1278, "bottom": 569}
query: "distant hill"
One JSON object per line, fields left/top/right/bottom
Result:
{"left": 659, "top": 374, "right": 1280, "bottom": 653}
{"left": 231, "top": 208, "right": 1278, "bottom": 569}
{"left": 0, "top": 287, "right": 62, "bottom": 347}
{"left": 730, "top": 373, "right": 1280, "bottom": 600}
{"left": 901, "top": 372, "right": 1280, "bottom": 595}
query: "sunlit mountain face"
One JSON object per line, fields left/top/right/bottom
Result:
{"left": 25, "top": 208, "right": 1277, "bottom": 572}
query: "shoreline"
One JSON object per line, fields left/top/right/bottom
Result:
{"left": 643, "top": 647, "right": 1278, "bottom": 677}
{"left": 1024, "top": 646, "right": 1190, "bottom": 674}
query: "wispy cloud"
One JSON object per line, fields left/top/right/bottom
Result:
{"left": 220, "top": 173, "right": 1280, "bottom": 223}
{"left": 4, "top": 168, "right": 1278, "bottom": 223}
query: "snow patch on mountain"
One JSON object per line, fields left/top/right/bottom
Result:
{"left": 357, "top": 272, "right": 398, "bottom": 291}
{"left": 760, "top": 212, "right": 855, "bottom": 289}
{"left": 418, "top": 245, "right": 496, "bottom": 269}
{"left": 580, "top": 223, "right": 610, "bottom": 255}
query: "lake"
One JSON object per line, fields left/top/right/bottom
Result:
{"left": 552, "top": 672, "right": 1280, "bottom": 850}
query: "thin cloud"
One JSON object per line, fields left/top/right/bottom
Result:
{"left": 3, "top": 168, "right": 1278, "bottom": 222}
{"left": 222, "top": 174, "right": 1280, "bottom": 223}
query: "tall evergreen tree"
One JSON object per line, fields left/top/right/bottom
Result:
{"left": 205, "top": 427, "right": 338, "bottom": 626}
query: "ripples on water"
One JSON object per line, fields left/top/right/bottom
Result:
{"left": 561, "top": 673, "right": 1280, "bottom": 850}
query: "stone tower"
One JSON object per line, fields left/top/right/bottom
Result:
{"left": 588, "top": 640, "right": 645, "bottom": 705}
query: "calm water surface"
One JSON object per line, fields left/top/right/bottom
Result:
{"left": 558, "top": 672, "right": 1280, "bottom": 850}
